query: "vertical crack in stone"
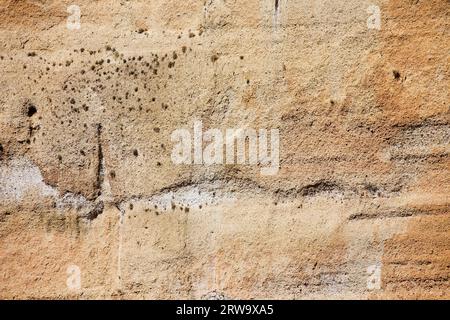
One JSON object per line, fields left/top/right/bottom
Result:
{"left": 96, "top": 123, "right": 104, "bottom": 197}
{"left": 84, "top": 123, "right": 105, "bottom": 221}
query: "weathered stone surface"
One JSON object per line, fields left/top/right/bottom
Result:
{"left": 0, "top": 0, "right": 448, "bottom": 299}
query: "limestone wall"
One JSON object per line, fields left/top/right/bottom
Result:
{"left": 0, "top": 0, "right": 448, "bottom": 299}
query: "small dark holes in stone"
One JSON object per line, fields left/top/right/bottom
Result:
{"left": 211, "top": 55, "right": 219, "bottom": 63}
{"left": 27, "top": 104, "right": 37, "bottom": 117}
{"left": 393, "top": 70, "right": 401, "bottom": 80}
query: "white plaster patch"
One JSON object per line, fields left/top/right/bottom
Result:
{"left": 0, "top": 157, "right": 58, "bottom": 201}
{"left": 144, "top": 184, "right": 237, "bottom": 211}
{"left": 56, "top": 193, "right": 91, "bottom": 211}
{"left": 0, "top": 157, "right": 97, "bottom": 215}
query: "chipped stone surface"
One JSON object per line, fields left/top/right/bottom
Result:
{"left": 0, "top": 0, "right": 449, "bottom": 299}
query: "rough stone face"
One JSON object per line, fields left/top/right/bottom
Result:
{"left": 0, "top": 0, "right": 448, "bottom": 299}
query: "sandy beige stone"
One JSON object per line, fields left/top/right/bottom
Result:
{"left": 0, "top": 0, "right": 448, "bottom": 299}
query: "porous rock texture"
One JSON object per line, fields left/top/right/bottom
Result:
{"left": 0, "top": 0, "right": 449, "bottom": 299}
